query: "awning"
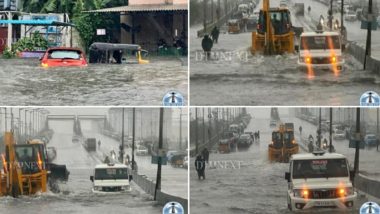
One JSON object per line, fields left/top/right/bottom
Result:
{"left": 0, "top": 19, "right": 74, "bottom": 26}
{"left": 84, "top": 4, "right": 187, "bottom": 13}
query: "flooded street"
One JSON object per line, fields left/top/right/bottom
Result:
{"left": 189, "top": 0, "right": 380, "bottom": 106}
{"left": 190, "top": 108, "right": 376, "bottom": 214}
{"left": 0, "top": 57, "right": 187, "bottom": 106}
{"left": 0, "top": 120, "right": 161, "bottom": 214}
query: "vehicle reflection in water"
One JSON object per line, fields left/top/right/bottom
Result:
{"left": 0, "top": 58, "right": 187, "bottom": 106}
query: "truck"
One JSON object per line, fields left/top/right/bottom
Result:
{"left": 285, "top": 151, "right": 357, "bottom": 210}
{"left": 84, "top": 138, "right": 97, "bottom": 152}
{"left": 90, "top": 163, "right": 132, "bottom": 193}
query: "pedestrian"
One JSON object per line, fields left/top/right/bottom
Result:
{"left": 201, "top": 35, "right": 213, "bottom": 60}
{"left": 202, "top": 148, "right": 210, "bottom": 163}
{"left": 104, "top": 156, "right": 110, "bottom": 164}
{"left": 98, "top": 140, "right": 101, "bottom": 148}
{"left": 308, "top": 6, "right": 311, "bottom": 14}
{"left": 195, "top": 155, "right": 206, "bottom": 180}
{"left": 211, "top": 26, "right": 220, "bottom": 44}
{"left": 299, "top": 126, "right": 303, "bottom": 136}
{"left": 308, "top": 140, "right": 314, "bottom": 153}
{"left": 257, "top": 130, "right": 260, "bottom": 140}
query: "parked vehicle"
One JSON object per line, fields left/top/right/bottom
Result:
{"left": 364, "top": 134, "right": 379, "bottom": 147}
{"left": 333, "top": 130, "right": 346, "bottom": 140}
{"left": 136, "top": 145, "right": 148, "bottom": 156}
{"left": 40, "top": 47, "right": 87, "bottom": 68}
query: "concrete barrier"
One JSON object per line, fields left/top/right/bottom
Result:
{"left": 130, "top": 170, "right": 188, "bottom": 213}
{"left": 355, "top": 174, "right": 380, "bottom": 199}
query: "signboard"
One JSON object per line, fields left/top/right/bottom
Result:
{"left": 97, "top": 29, "right": 106, "bottom": 35}
{"left": 151, "top": 156, "right": 167, "bottom": 165}
{"left": 349, "top": 139, "right": 365, "bottom": 149}
{"left": 361, "top": 21, "right": 378, "bottom": 30}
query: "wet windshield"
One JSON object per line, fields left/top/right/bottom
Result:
{"left": 49, "top": 50, "right": 81, "bottom": 59}
{"left": 301, "top": 35, "right": 341, "bottom": 50}
{"left": 292, "top": 158, "right": 349, "bottom": 179}
{"left": 95, "top": 168, "right": 129, "bottom": 180}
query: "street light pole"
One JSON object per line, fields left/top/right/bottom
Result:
{"left": 353, "top": 108, "right": 360, "bottom": 175}
{"left": 179, "top": 108, "right": 182, "bottom": 150}
{"left": 195, "top": 108, "right": 198, "bottom": 155}
{"left": 329, "top": 108, "right": 333, "bottom": 153}
{"left": 364, "top": 0, "right": 373, "bottom": 70}
{"left": 154, "top": 108, "right": 164, "bottom": 200}
{"left": 132, "top": 108, "right": 135, "bottom": 170}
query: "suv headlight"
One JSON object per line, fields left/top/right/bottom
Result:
{"left": 337, "top": 187, "right": 353, "bottom": 197}
{"left": 293, "top": 189, "right": 309, "bottom": 198}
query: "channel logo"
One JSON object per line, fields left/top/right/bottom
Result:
{"left": 162, "top": 91, "right": 184, "bottom": 106}
{"left": 162, "top": 201, "right": 184, "bottom": 214}
{"left": 360, "top": 201, "right": 380, "bottom": 214}
{"left": 360, "top": 91, "right": 380, "bottom": 106}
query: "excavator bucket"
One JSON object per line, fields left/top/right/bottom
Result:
{"left": 48, "top": 163, "right": 70, "bottom": 181}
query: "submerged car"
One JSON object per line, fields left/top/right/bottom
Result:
{"left": 40, "top": 47, "right": 87, "bottom": 67}
{"left": 90, "top": 163, "right": 132, "bottom": 193}
{"left": 285, "top": 152, "right": 356, "bottom": 210}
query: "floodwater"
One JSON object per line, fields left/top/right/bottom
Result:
{"left": 0, "top": 57, "right": 187, "bottom": 106}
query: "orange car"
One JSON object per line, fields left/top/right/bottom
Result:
{"left": 40, "top": 47, "right": 87, "bottom": 68}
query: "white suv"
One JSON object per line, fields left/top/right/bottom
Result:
{"left": 285, "top": 151, "right": 356, "bottom": 210}
{"left": 298, "top": 31, "right": 344, "bottom": 72}
{"left": 90, "top": 163, "right": 132, "bottom": 193}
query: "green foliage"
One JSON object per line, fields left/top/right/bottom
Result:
{"left": 2, "top": 47, "right": 16, "bottom": 59}
{"left": 12, "top": 32, "right": 48, "bottom": 52}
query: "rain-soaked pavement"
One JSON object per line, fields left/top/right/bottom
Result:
{"left": 0, "top": 57, "right": 187, "bottom": 106}
{"left": 0, "top": 120, "right": 162, "bottom": 214}
{"left": 190, "top": 108, "right": 377, "bottom": 214}
{"left": 189, "top": 1, "right": 380, "bottom": 106}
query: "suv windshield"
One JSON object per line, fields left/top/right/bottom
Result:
{"left": 301, "top": 35, "right": 340, "bottom": 50}
{"left": 95, "top": 168, "right": 129, "bottom": 180}
{"left": 292, "top": 158, "right": 348, "bottom": 179}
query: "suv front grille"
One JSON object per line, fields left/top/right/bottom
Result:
{"left": 310, "top": 189, "right": 337, "bottom": 199}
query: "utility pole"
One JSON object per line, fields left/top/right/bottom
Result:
{"left": 211, "top": 0, "right": 214, "bottom": 23}
{"left": 120, "top": 108, "right": 125, "bottom": 164}
{"left": 5, "top": 108, "right": 7, "bottom": 132}
{"left": 179, "top": 108, "right": 182, "bottom": 150}
{"left": 364, "top": 0, "right": 373, "bottom": 70}
{"left": 208, "top": 108, "right": 212, "bottom": 146}
{"left": 154, "top": 108, "right": 164, "bottom": 200}
{"left": 318, "top": 108, "right": 322, "bottom": 149}
{"left": 353, "top": 108, "right": 360, "bottom": 175}
{"left": 10, "top": 108, "right": 14, "bottom": 132}
{"left": 202, "top": 108, "right": 205, "bottom": 147}
{"left": 340, "top": 0, "right": 344, "bottom": 34}
{"left": 203, "top": 0, "right": 207, "bottom": 31}
{"left": 217, "top": 0, "right": 221, "bottom": 21}
{"left": 132, "top": 108, "right": 136, "bottom": 170}
{"left": 329, "top": 108, "right": 333, "bottom": 153}
{"left": 195, "top": 108, "right": 198, "bottom": 155}
{"left": 329, "top": 0, "right": 333, "bottom": 31}
{"left": 377, "top": 108, "right": 379, "bottom": 151}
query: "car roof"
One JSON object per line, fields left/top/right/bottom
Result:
{"left": 301, "top": 31, "right": 340, "bottom": 37}
{"left": 291, "top": 152, "right": 346, "bottom": 160}
{"left": 95, "top": 163, "right": 128, "bottom": 169}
